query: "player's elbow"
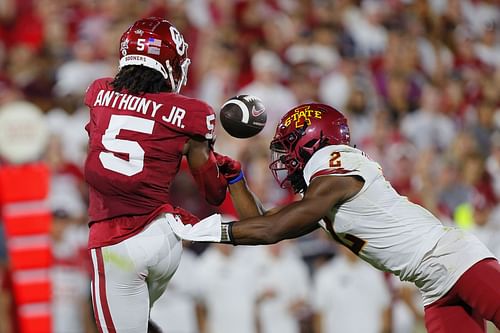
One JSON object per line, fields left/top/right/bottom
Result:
{"left": 205, "top": 190, "right": 226, "bottom": 206}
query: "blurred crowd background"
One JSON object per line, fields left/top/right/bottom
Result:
{"left": 0, "top": 0, "right": 499, "bottom": 332}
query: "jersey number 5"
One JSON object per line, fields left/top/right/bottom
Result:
{"left": 99, "top": 115, "right": 154, "bottom": 176}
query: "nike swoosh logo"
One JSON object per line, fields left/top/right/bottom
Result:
{"left": 251, "top": 105, "right": 265, "bottom": 117}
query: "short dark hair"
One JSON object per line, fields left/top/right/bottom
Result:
{"left": 111, "top": 65, "right": 170, "bottom": 95}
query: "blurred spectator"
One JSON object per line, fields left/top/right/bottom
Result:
{"left": 469, "top": 193, "right": 500, "bottom": 259}
{"left": 342, "top": 0, "right": 388, "bottom": 58}
{"left": 53, "top": 39, "right": 113, "bottom": 99}
{"left": 469, "top": 101, "right": 497, "bottom": 156}
{"left": 285, "top": 24, "right": 340, "bottom": 72}
{"left": 401, "top": 84, "right": 456, "bottom": 151}
{"left": 359, "top": 111, "right": 403, "bottom": 179}
{"left": 45, "top": 106, "right": 89, "bottom": 166}
{"left": 238, "top": 49, "right": 298, "bottom": 133}
{"left": 50, "top": 209, "right": 93, "bottom": 333}
{"left": 44, "top": 135, "right": 86, "bottom": 217}
{"left": 461, "top": 0, "right": 499, "bottom": 38}
{"left": 5, "top": 45, "right": 42, "bottom": 91}
{"left": 197, "top": 35, "right": 241, "bottom": 109}
{"left": 384, "top": 142, "right": 419, "bottom": 199}
{"left": 0, "top": 78, "right": 23, "bottom": 106}
{"left": 343, "top": 86, "right": 376, "bottom": 144}
{"left": 486, "top": 132, "right": 500, "bottom": 199}
{"left": 288, "top": 63, "right": 320, "bottom": 105}
{"left": 318, "top": 58, "right": 357, "bottom": 112}
{"left": 389, "top": 279, "right": 424, "bottom": 333}
{"left": 196, "top": 244, "right": 262, "bottom": 333}
{"left": 312, "top": 246, "right": 391, "bottom": 333}
{"left": 437, "top": 158, "right": 470, "bottom": 219}
{"left": 474, "top": 21, "right": 500, "bottom": 69}
{"left": 380, "top": 71, "right": 414, "bottom": 124}
{"left": 454, "top": 152, "right": 497, "bottom": 229}
{"left": 255, "top": 242, "right": 310, "bottom": 333}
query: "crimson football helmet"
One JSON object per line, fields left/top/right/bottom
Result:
{"left": 119, "top": 17, "right": 190, "bottom": 93}
{"left": 269, "top": 103, "right": 350, "bottom": 193}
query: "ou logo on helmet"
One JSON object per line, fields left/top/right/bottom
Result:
{"left": 169, "top": 26, "right": 187, "bottom": 56}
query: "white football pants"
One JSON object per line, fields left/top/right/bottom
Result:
{"left": 89, "top": 214, "right": 183, "bottom": 332}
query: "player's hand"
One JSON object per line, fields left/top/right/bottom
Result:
{"left": 214, "top": 152, "right": 243, "bottom": 184}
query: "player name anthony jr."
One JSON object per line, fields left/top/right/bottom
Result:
{"left": 93, "top": 89, "right": 186, "bottom": 129}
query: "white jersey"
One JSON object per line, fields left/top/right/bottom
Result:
{"left": 303, "top": 145, "right": 495, "bottom": 305}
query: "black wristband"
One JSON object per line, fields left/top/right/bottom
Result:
{"left": 221, "top": 222, "right": 236, "bottom": 245}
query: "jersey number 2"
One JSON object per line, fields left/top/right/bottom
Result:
{"left": 329, "top": 151, "right": 341, "bottom": 168}
{"left": 99, "top": 115, "right": 154, "bottom": 176}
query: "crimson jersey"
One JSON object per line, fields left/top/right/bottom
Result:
{"left": 84, "top": 78, "right": 215, "bottom": 247}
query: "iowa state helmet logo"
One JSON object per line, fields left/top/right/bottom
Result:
{"left": 283, "top": 105, "right": 322, "bottom": 128}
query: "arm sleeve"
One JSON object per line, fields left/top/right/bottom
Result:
{"left": 301, "top": 145, "right": 387, "bottom": 191}
{"left": 190, "top": 151, "right": 227, "bottom": 206}
{"left": 303, "top": 146, "right": 364, "bottom": 186}
{"left": 182, "top": 99, "right": 216, "bottom": 141}
{"left": 184, "top": 100, "right": 226, "bottom": 205}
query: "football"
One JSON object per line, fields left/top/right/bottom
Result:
{"left": 219, "top": 95, "right": 266, "bottom": 138}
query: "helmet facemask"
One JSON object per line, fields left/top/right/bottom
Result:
{"left": 270, "top": 127, "right": 311, "bottom": 193}
{"left": 165, "top": 57, "right": 191, "bottom": 93}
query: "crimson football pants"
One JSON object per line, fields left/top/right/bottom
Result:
{"left": 89, "top": 214, "right": 183, "bottom": 333}
{"left": 424, "top": 258, "right": 500, "bottom": 333}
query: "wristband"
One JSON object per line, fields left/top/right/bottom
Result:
{"left": 221, "top": 222, "right": 236, "bottom": 244}
{"left": 228, "top": 170, "right": 244, "bottom": 185}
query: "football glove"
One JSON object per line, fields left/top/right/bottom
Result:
{"left": 214, "top": 152, "right": 243, "bottom": 184}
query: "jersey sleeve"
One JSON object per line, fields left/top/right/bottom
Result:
{"left": 303, "top": 144, "right": 385, "bottom": 194}
{"left": 181, "top": 99, "right": 216, "bottom": 141}
{"left": 303, "top": 145, "right": 365, "bottom": 186}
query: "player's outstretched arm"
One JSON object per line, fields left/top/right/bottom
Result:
{"left": 214, "top": 152, "right": 264, "bottom": 219}
{"left": 224, "top": 175, "right": 363, "bottom": 245}
{"left": 186, "top": 139, "right": 227, "bottom": 206}
{"left": 227, "top": 180, "right": 264, "bottom": 219}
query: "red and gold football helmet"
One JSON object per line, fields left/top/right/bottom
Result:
{"left": 269, "top": 103, "right": 350, "bottom": 192}
{"left": 119, "top": 17, "right": 190, "bottom": 93}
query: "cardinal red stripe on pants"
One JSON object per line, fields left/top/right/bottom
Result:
{"left": 91, "top": 248, "right": 116, "bottom": 333}
{"left": 90, "top": 273, "right": 102, "bottom": 332}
